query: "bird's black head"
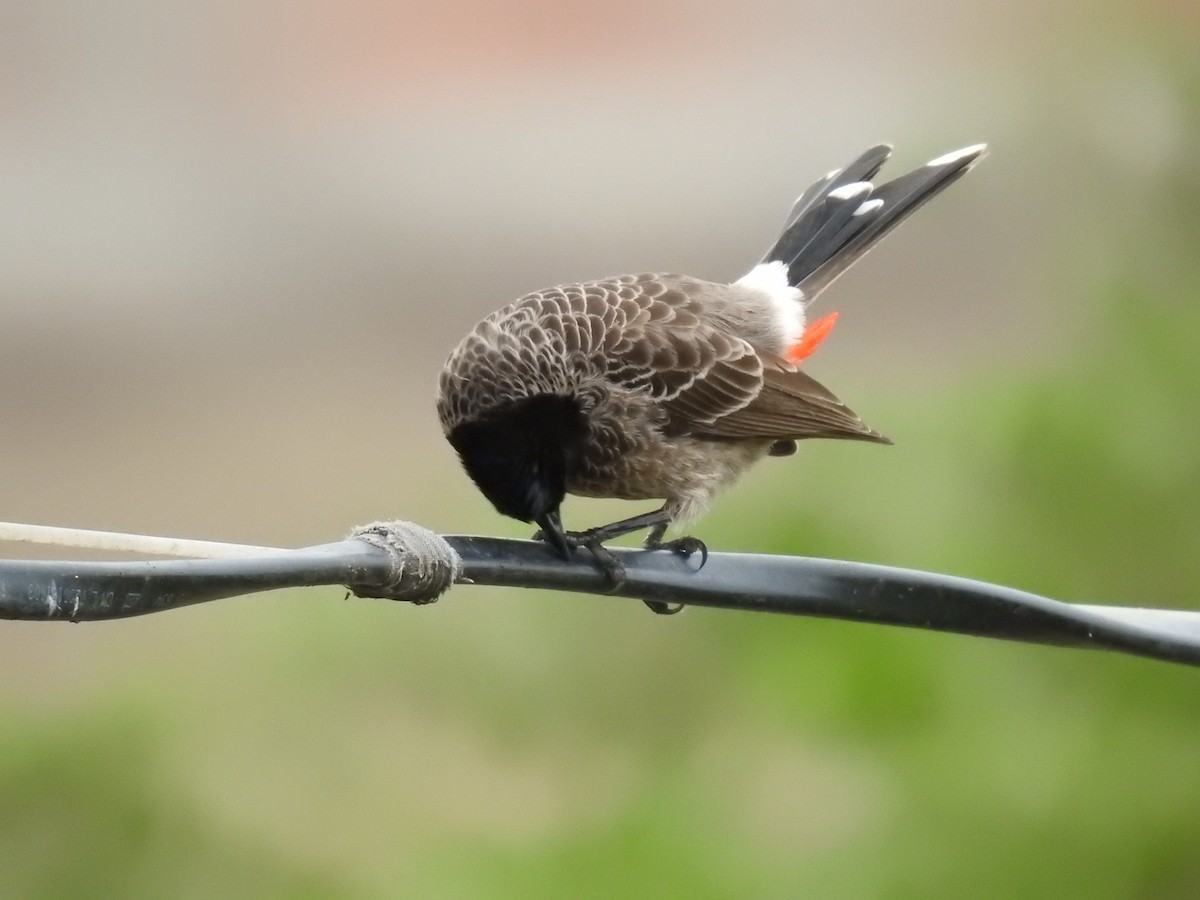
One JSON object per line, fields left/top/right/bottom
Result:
{"left": 447, "top": 394, "right": 586, "bottom": 526}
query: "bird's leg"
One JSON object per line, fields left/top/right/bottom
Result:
{"left": 572, "top": 509, "right": 674, "bottom": 602}
{"left": 534, "top": 507, "right": 669, "bottom": 549}
{"left": 635, "top": 518, "right": 705, "bottom": 616}
{"left": 534, "top": 506, "right": 703, "bottom": 613}
{"left": 587, "top": 507, "right": 707, "bottom": 616}
{"left": 533, "top": 508, "right": 626, "bottom": 588}
{"left": 642, "top": 522, "right": 708, "bottom": 569}
{"left": 576, "top": 507, "right": 673, "bottom": 544}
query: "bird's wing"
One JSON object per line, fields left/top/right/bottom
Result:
{"left": 694, "top": 360, "right": 891, "bottom": 443}
{"left": 578, "top": 275, "right": 886, "bottom": 443}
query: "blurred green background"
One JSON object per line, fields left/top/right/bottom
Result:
{"left": 1, "top": 0, "right": 1199, "bottom": 897}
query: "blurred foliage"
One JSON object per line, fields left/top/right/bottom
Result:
{"left": 0, "top": 710, "right": 344, "bottom": 899}
{"left": 4, "top": 36, "right": 1200, "bottom": 900}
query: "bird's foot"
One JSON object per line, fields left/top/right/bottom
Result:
{"left": 639, "top": 534, "right": 707, "bottom": 615}
{"left": 580, "top": 538, "right": 626, "bottom": 591}
{"left": 643, "top": 599, "right": 684, "bottom": 615}
{"left": 644, "top": 534, "right": 708, "bottom": 568}
{"left": 530, "top": 514, "right": 701, "bottom": 610}
{"left": 531, "top": 527, "right": 626, "bottom": 590}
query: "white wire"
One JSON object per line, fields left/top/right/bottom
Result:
{"left": 0, "top": 522, "right": 285, "bottom": 559}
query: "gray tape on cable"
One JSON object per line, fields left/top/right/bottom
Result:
{"left": 348, "top": 521, "right": 463, "bottom": 603}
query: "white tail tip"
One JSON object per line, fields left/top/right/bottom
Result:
{"left": 827, "top": 181, "right": 872, "bottom": 201}
{"left": 927, "top": 143, "right": 988, "bottom": 167}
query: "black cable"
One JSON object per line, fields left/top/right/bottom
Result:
{"left": 1, "top": 536, "right": 1197, "bottom": 668}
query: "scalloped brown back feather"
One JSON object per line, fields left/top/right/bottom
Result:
{"left": 439, "top": 273, "right": 886, "bottom": 445}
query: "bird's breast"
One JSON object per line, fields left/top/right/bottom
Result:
{"left": 567, "top": 383, "right": 771, "bottom": 510}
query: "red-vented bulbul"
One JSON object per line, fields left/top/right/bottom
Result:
{"left": 437, "top": 143, "right": 986, "bottom": 589}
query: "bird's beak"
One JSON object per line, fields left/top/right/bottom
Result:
{"left": 535, "top": 509, "right": 572, "bottom": 560}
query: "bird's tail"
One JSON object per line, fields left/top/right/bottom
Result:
{"left": 760, "top": 143, "right": 987, "bottom": 301}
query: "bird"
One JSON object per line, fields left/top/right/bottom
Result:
{"left": 437, "top": 142, "right": 986, "bottom": 603}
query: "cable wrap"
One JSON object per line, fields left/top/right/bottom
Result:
{"left": 348, "top": 521, "right": 463, "bottom": 603}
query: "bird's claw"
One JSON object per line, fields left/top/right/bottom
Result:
{"left": 532, "top": 528, "right": 626, "bottom": 591}
{"left": 643, "top": 599, "right": 685, "bottom": 615}
{"left": 638, "top": 535, "right": 705, "bottom": 615}
{"left": 533, "top": 524, "right": 703, "bottom": 610}
{"left": 644, "top": 535, "right": 708, "bottom": 569}
{"left": 581, "top": 539, "right": 626, "bottom": 591}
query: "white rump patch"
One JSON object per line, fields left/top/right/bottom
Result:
{"left": 927, "top": 143, "right": 988, "bottom": 167}
{"left": 734, "top": 261, "right": 804, "bottom": 350}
